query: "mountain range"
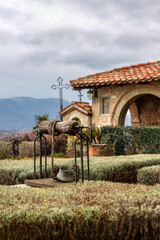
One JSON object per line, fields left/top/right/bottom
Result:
{"left": 0, "top": 96, "right": 131, "bottom": 132}
{"left": 0, "top": 97, "right": 70, "bottom": 131}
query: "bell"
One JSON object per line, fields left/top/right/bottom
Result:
{"left": 56, "top": 166, "right": 74, "bottom": 182}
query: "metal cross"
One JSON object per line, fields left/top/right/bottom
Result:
{"left": 51, "top": 77, "right": 70, "bottom": 120}
{"left": 78, "top": 90, "right": 83, "bottom": 102}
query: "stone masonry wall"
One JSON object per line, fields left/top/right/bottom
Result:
{"left": 92, "top": 81, "right": 160, "bottom": 127}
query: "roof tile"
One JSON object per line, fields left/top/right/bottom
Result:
{"left": 70, "top": 61, "right": 160, "bottom": 89}
{"left": 59, "top": 101, "right": 92, "bottom": 117}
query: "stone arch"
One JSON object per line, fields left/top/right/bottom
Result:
{"left": 68, "top": 113, "right": 84, "bottom": 125}
{"left": 71, "top": 117, "right": 82, "bottom": 125}
{"left": 111, "top": 86, "right": 160, "bottom": 126}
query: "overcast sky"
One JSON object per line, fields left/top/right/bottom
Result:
{"left": 0, "top": 0, "right": 160, "bottom": 102}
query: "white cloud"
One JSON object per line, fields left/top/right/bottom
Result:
{"left": 0, "top": 0, "right": 159, "bottom": 101}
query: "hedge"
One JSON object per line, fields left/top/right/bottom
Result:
{"left": 137, "top": 165, "right": 160, "bottom": 185}
{"left": 0, "top": 159, "right": 59, "bottom": 185}
{"left": 19, "top": 141, "right": 40, "bottom": 158}
{"left": 1, "top": 155, "right": 160, "bottom": 185}
{"left": 0, "top": 182, "right": 160, "bottom": 240}
{"left": 0, "top": 141, "right": 12, "bottom": 159}
{"left": 101, "top": 126, "right": 160, "bottom": 155}
{"left": 88, "top": 155, "right": 160, "bottom": 183}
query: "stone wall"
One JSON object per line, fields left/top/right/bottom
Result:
{"left": 92, "top": 80, "right": 160, "bottom": 126}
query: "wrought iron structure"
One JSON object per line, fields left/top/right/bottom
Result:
{"left": 12, "top": 140, "right": 19, "bottom": 158}
{"left": 34, "top": 132, "right": 47, "bottom": 179}
{"left": 51, "top": 77, "right": 70, "bottom": 120}
{"left": 34, "top": 123, "right": 105, "bottom": 183}
{"left": 74, "top": 126, "right": 106, "bottom": 183}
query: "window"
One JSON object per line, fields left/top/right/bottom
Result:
{"left": 101, "top": 97, "right": 109, "bottom": 114}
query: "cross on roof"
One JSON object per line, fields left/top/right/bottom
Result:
{"left": 78, "top": 90, "right": 83, "bottom": 102}
{"left": 51, "top": 77, "right": 70, "bottom": 120}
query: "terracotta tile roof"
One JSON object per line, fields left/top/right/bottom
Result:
{"left": 70, "top": 61, "right": 160, "bottom": 89}
{"left": 59, "top": 101, "right": 92, "bottom": 117}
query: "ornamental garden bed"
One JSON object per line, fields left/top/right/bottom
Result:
{"left": 0, "top": 182, "right": 160, "bottom": 240}
{"left": 0, "top": 154, "right": 160, "bottom": 185}
{"left": 1, "top": 155, "right": 160, "bottom": 239}
{"left": 137, "top": 165, "right": 160, "bottom": 185}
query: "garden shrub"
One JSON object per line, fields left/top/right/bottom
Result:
{"left": 0, "top": 182, "right": 160, "bottom": 240}
{"left": 38, "top": 134, "right": 67, "bottom": 156}
{"left": 101, "top": 126, "right": 125, "bottom": 155}
{"left": 0, "top": 157, "right": 71, "bottom": 185}
{"left": 54, "top": 152, "right": 67, "bottom": 158}
{"left": 19, "top": 141, "right": 40, "bottom": 158}
{"left": 137, "top": 165, "right": 160, "bottom": 185}
{"left": 1, "top": 155, "right": 160, "bottom": 185}
{"left": 0, "top": 141, "right": 12, "bottom": 159}
{"left": 87, "top": 156, "right": 160, "bottom": 183}
{"left": 0, "top": 163, "right": 56, "bottom": 185}
{"left": 101, "top": 126, "right": 160, "bottom": 155}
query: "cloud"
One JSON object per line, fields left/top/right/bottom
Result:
{"left": 0, "top": 6, "right": 18, "bottom": 19}
{"left": 0, "top": 0, "right": 159, "bottom": 101}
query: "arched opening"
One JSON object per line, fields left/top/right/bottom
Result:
{"left": 124, "top": 102, "right": 140, "bottom": 127}
{"left": 119, "top": 94, "right": 160, "bottom": 126}
{"left": 72, "top": 117, "right": 81, "bottom": 125}
{"left": 125, "top": 110, "right": 131, "bottom": 126}
{"left": 111, "top": 87, "right": 160, "bottom": 127}
{"left": 67, "top": 117, "right": 82, "bottom": 155}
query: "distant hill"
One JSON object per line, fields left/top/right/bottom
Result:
{"left": 0, "top": 97, "right": 70, "bottom": 131}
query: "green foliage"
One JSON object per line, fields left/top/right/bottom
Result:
{"left": 54, "top": 152, "right": 67, "bottom": 158}
{"left": 1, "top": 155, "right": 160, "bottom": 185}
{"left": 91, "top": 124, "right": 102, "bottom": 144}
{"left": 0, "top": 182, "right": 160, "bottom": 240}
{"left": 0, "top": 141, "right": 12, "bottom": 159}
{"left": 83, "top": 124, "right": 102, "bottom": 144}
{"left": 101, "top": 126, "right": 125, "bottom": 155}
{"left": 137, "top": 165, "right": 160, "bottom": 185}
{"left": 101, "top": 126, "right": 160, "bottom": 155}
{"left": 33, "top": 113, "right": 49, "bottom": 131}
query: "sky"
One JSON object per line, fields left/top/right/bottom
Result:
{"left": 0, "top": 0, "right": 160, "bottom": 102}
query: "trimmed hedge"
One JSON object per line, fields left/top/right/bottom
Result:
{"left": 88, "top": 155, "right": 160, "bottom": 183}
{"left": 0, "top": 141, "right": 12, "bottom": 159}
{"left": 0, "top": 182, "right": 160, "bottom": 240}
{"left": 0, "top": 157, "right": 74, "bottom": 185}
{"left": 19, "top": 141, "right": 40, "bottom": 158}
{"left": 137, "top": 165, "right": 160, "bottom": 185}
{"left": 1, "top": 155, "right": 160, "bottom": 185}
{"left": 101, "top": 126, "right": 160, "bottom": 155}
